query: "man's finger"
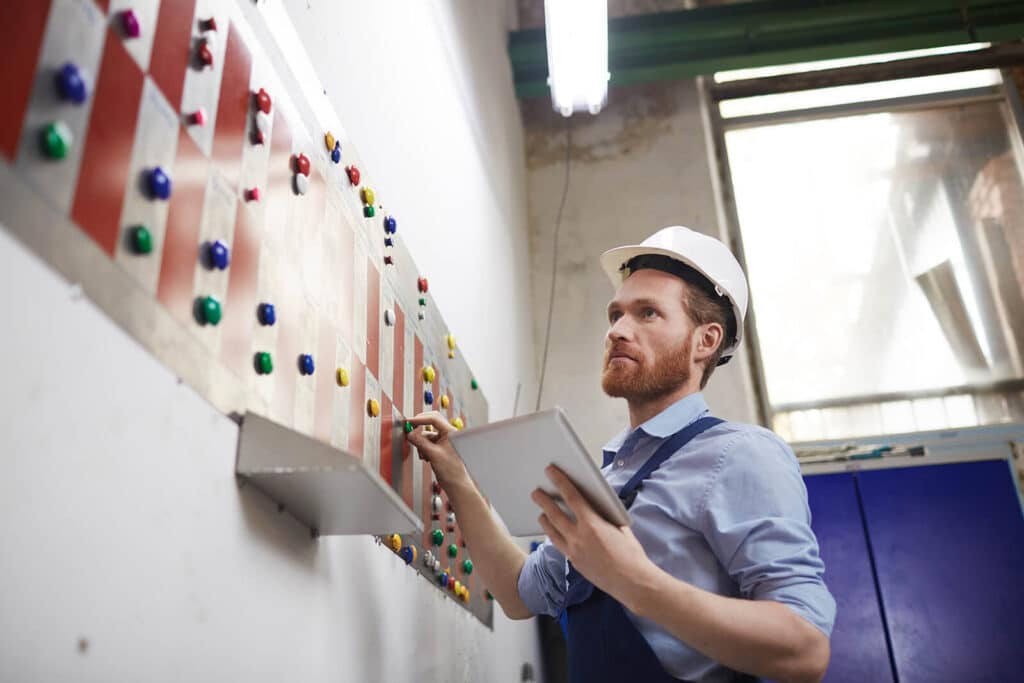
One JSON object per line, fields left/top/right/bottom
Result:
{"left": 407, "top": 425, "right": 441, "bottom": 444}
{"left": 406, "top": 412, "right": 454, "bottom": 434}
{"left": 545, "top": 466, "right": 596, "bottom": 521}
{"left": 531, "top": 488, "right": 575, "bottom": 533}
{"left": 538, "top": 514, "right": 567, "bottom": 554}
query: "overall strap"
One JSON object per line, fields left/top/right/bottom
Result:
{"left": 563, "top": 416, "right": 724, "bottom": 611}
{"left": 618, "top": 416, "right": 723, "bottom": 506}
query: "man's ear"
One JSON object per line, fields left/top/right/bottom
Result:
{"left": 692, "top": 323, "right": 724, "bottom": 363}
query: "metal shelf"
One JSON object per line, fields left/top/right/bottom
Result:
{"left": 237, "top": 412, "right": 423, "bottom": 536}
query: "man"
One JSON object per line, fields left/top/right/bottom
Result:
{"left": 407, "top": 226, "right": 835, "bottom": 683}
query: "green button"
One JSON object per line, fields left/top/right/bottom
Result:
{"left": 418, "top": 297, "right": 426, "bottom": 306}
{"left": 448, "top": 543, "right": 458, "bottom": 558}
{"left": 431, "top": 529, "right": 444, "bottom": 546}
{"left": 470, "top": 378, "right": 479, "bottom": 390}
{"left": 363, "top": 205, "right": 375, "bottom": 218}
{"left": 403, "top": 421, "right": 413, "bottom": 434}
{"left": 202, "top": 296, "right": 222, "bottom": 325}
{"left": 257, "top": 351, "right": 273, "bottom": 374}
{"left": 130, "top": 225, "right": 153, "bottom": 254}
{"left": 462, "top": 559, "right": 473, "bottom": 575}
{"left": 485, "top": 590, "right": 493, "bottom": 600}
{"left": 40, "top": 121, "right": 71, "bottom": 159}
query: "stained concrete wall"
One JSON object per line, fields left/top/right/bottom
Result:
{"left": 524, "top": 80, "right": 760, "bottom": 457}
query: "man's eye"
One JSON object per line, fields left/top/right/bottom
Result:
{"left": 609, "top": 311, "right": 622, "bottom": 323}
{"left": 642, "top": 308, "right": 657, "bottom": 319}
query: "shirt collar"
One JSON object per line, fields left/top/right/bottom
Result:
{"left": 602, "top": 392, "right": 710, "bottom": 454}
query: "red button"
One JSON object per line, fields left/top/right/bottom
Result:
{"left": 346, "top": 165, "right": 361, "bottom": 186}
{"left": 255, "top": 88, "right": 272, "bottom": 114}
{"left": 294, "top": 153, "right": 310, "bottom": 177}
{"left": 198, "top": 40, "right": 214, "bottom": 68}
{"left": 418, "top": 277, "right": 428, "bottom": 293}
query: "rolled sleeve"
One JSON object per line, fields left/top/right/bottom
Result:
{"left": 701, "top": 430, "right": 836, "bottom": 636}
{"left": 517, "top": 540, "right": 568, "bottom": 617}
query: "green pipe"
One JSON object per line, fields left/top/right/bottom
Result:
{"left": 509, "top": 0, "right": 1024, "bottom": 98}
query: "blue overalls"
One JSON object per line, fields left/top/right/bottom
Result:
{"left": 562, "top": 417, "right": 723, "bottom": 683}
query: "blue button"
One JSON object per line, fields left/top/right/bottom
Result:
{"left": 209, "top": 240, "right": 230, "bottom": 270}
{"left": 424, "top": 390, "right": 434, "bottom": 405}
{"left": 384, "top": 215, "right": 397, "bottom": 234}
{"left": 148, "top": 167, "right": 172, "bottom": 200}
{"left": 438, "top": 572, "right": 449, "bottom": 586}
{"left": 55, "top": 62, "right": 88, "bottom": 104}
{"left": 300, "top": 354, "right": 315, "bottom": 375}
{"left": 384, "top": 238, "right": 394, "bottom": 248}
{"left": 400, "top": 546, "right": 415, "bottom": 564}
{"left": 330, "top": 142, "right": 341, "bottom": 164}
{"left": 258, "top": 302, "right": 276, "bottom": 326}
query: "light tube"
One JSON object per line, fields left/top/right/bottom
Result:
{"left": 544, "top": 0, "right": 609, "bottom": 117}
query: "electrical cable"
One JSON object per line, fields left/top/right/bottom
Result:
{"left": 535, "top": 117, "right": 573, "bottom": 412}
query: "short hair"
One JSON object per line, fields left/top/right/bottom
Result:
{"left": 622, "top": 254, "right": 736, "bottom": 388}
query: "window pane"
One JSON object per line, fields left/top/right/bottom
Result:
{"left": 726, "top": 99, "right": 1024, "bottom": 408}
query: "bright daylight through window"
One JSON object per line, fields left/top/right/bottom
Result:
{"left": 719, "top": 56, "right": 1024, "bottom": 442}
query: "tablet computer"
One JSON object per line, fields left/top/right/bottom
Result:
{"left": 449, "top": 407, "right": 631, "bottom": 537}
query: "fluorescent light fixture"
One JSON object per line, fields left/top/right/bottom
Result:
{"left": 544, "top": 0, "right": 610, "bottom": 117}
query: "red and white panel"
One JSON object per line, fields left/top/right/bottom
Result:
{"left": 14, "top": 0, "right": 107, "bottom": 214}
{"left": 113, "top": 77, "right": 180, "bottom": 293}
{"left": 108, "top": 0, "right": 160, "bottom": 73}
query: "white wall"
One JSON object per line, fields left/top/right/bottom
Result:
{"left": 525, "top": 80, "right": 760, "bottom": 456}
{"left": 0, "top": 1, "right": 542, "bottom": 681}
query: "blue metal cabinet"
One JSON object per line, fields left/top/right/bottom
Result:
{"left": 805, "top": 472, "right": 895, "bottom": 683}
{"left": 858, "top": 461, "right": 1024, "bottom": 683}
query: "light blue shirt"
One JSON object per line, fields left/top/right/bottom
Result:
{"left": 517, "top": 393, "right": 836, "bottom": 682}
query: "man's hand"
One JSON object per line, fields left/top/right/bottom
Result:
{"left": 405, "top": 411, "right": 472, "bottom": 491}
{"left": 537, "top": 468, "right": 830, "bottom": 682}
{"left": 532, "top": 465, "right": 657, "bottom": 603}
{"left": 405, "top": 411, "right": 534, "bottom": 620}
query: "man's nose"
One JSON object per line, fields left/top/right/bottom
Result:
{"left": 607, "top": 316, "right": 632, "bottom": 342}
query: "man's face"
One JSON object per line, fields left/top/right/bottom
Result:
{"left": 602, "top": 268, "right": 695, "bottom": 401}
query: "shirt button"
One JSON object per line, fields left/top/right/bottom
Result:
{"left": 616, "top": 460, "right": 624, "bottom": 467}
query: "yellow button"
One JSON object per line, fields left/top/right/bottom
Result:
{"left": 454, "top": 580, "right": 462, "bottom": 594}
{"left": 446, "top": 334, "right": 456, "bottom": 350}
{"left": 368, "top": 399, "right": 380, "bottom": 417}
{"left": 440, "top": 395, "right": 450, "bottom": 409}
{"left": 423, "top": 366, "right": 436, "bottom": 383}
{"left": 462, "top": 589, "right": 470, "bottom": 603}
{"left": 324, "top": 132, "right": 336, "bottom": 151}
{"left": 336, "top": 367, "right": 350, "bottom": 387}
{"left": 388, "top": 534, "right": 401, "bottom": 551}
{"left": 361, "top": 187, "right": 375, "bottom": 205}
{"left": 451, "top": 417, "right": 464, "bottom": 430}
{"left": 447, "top": 351, "right": 455, "bottom": 359}
{"left": 410, "top": 546, "right": 418, "bottom": 564}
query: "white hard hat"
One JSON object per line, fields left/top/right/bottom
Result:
{"left": 600, "top": 226, "right": 749, "bottom": 363}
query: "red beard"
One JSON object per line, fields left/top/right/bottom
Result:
{"left": 601, "top": 332, "right": 692, "bottom": 402}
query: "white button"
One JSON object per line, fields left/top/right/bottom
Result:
{"left": 616, "top": 460, "right": 624, "bottom": 467}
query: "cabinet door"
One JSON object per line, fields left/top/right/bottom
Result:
{"left": 805, "top": 472, "right": 895, "bottom": 683}
{"left": 859, "top": 460, "right": 1024, "bottom": 683}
